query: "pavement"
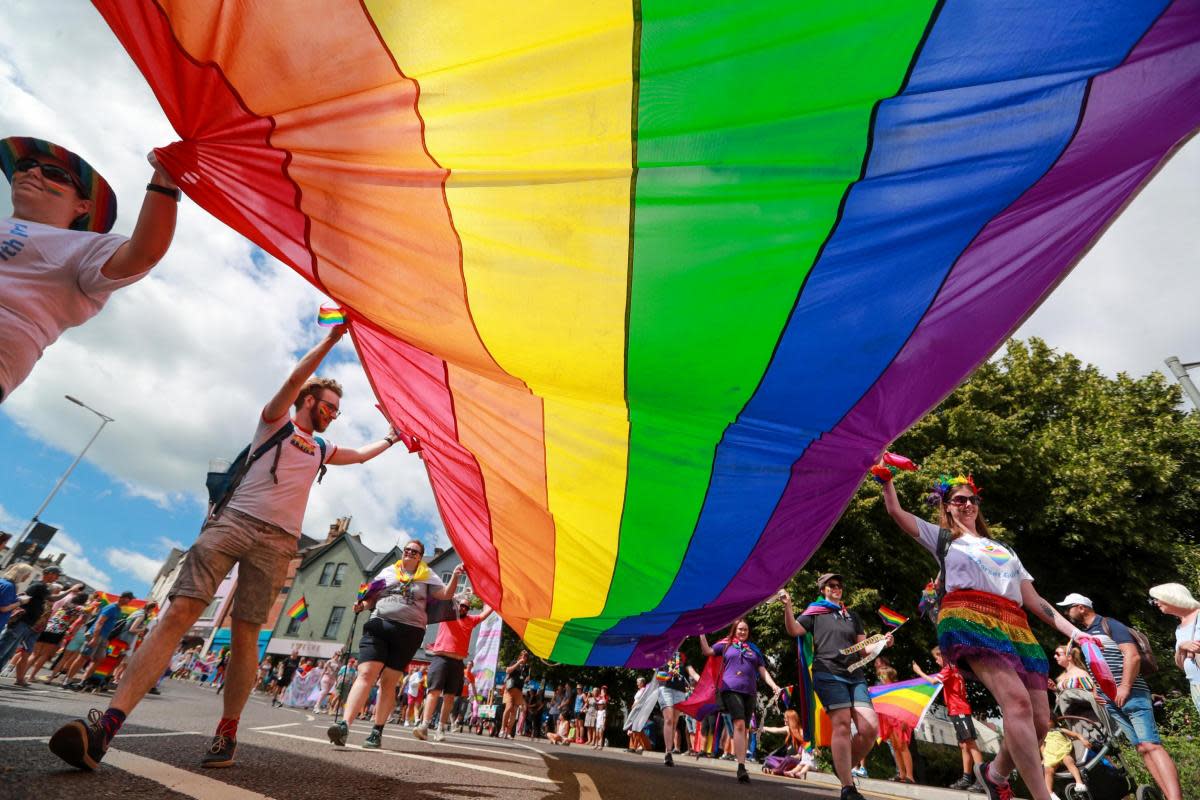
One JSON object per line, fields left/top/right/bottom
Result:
{"left": 0, "top": 677, "right": 995, "bottom": 800}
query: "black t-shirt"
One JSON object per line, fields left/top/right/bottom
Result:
{"left": 799, "top": 609, "right": 866, "bottom": 679}
{"left": 506, "top": 663, "right": 528, "bottom": 690}
{"left": 22, "top": 581, "right": 50, "bottom": 623}
{"left": 281, "top": 656, "right": 301, "bottom": 681}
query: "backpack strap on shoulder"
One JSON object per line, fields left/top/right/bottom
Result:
{"left": 265, "top": 421, "right": 295, "bottom": 485}
{"left": 935, "top": 527, "right": 953, "bottom": 601}
{"left": 315, "top": 436, "right": 328, "bottom": 485}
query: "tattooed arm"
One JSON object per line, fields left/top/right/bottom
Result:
{"left": 1021, "top": 580, "right": 1081, "bottom": 640}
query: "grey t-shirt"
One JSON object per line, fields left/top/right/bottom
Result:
{"left": 799, "top": 609, "right": 866, "bottom": 680}
{"left": 370, "top": 566, "right": 445, "bottom": 629}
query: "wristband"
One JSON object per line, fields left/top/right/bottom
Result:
{"left": 384, "top": 435, "right": 398, "bottom": 446}
{"left": 146, "top": 183, "right": 181, "bottom": 201}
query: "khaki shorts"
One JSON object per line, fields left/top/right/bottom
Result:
{"left": 170, "top": 508, "right": 297, "bottom": 624}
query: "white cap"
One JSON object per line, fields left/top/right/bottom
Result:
{"left": 1056, "top": 593, "right": 1093, "bottom": 609}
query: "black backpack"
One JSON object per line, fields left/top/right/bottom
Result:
{"left": 205, "top": 421, "right": 327, "bottom": 520}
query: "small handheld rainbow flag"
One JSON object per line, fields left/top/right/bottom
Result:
{"left": 357, "top": 579, "right": 386, "bottom": 602}
{"left": 317, "top": 305, "right": 346, "bottom": 327}
{"left": 287, "top": 595, "right": 309, "bottom": 622}
{"left": 877, "top": 605, "right": 909, "bottom": 629}
{"left": 869, "top": 677, "right": 942, "bottom": 732}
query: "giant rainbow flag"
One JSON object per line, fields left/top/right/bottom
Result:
{"left": 95, "top": 1, "right": 1200, "bottom": 665}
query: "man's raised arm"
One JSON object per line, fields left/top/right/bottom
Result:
{"left": 262, "top": 325, "right": 346, "bottom": 422}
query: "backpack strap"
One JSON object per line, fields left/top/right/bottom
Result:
{"left": 210, "top": 421, "right": 295, "bottom": 519}
{"left": 315, "top": 436, "right": 328, "bottom": 485}
{"left": 935, "top": 527, "right": 953, "bottom": 602}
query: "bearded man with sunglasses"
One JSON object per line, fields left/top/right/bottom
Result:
{"left": 49, "top": 323, "right": 404, "bottom": 772}
{"left": 0, "top": 136, "right": 179, "bottom": 402}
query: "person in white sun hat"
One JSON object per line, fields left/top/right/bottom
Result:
{"left": 1148, "top": 583, "right": 1200, "bottom": 714}
{"left": 0, "top": 136, "right": 180, "bottom": 402}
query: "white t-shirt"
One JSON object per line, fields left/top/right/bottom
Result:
{"left": 405, "top": 669, "right": 424, "bottom": 696}
{"left": 915, "top": 518, "right": 1032, "bottom": 605}
{"left": 370, "top": 562, "right": 445, "bottom": 629}
{"left": 225, "top": 413, "right": 337, "bottom": 537}
{"left": 0, "top": 218, "right": 133, "bottom": 396}
{"left": 1177, "top": 615, "right": 1200, "bottom": 684}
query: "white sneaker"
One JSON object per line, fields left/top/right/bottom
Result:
{"left": 412, "top": 723, "right": 428, "bottom": 741}
{"left": 1050, "top": 793, "right": 1062, "bottom": 800}
{"left": 432, "top": 728, "right": 445, "bottom": 742}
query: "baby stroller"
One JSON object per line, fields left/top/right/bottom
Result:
{"left": 1052, "top": 688, "right": 1163, "bottom": 800}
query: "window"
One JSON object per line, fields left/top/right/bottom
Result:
{"left": 199, "top": 597, "right": 222, "bottom": 620}
{"left": 441, "top": 571, "right": 452, "bottom": 584}
{"left": 331, "top": 563, "right": 348, "bottom": 587}
{"left": 318, "top": 562, "right": 335, "bottom": 585}
{"left": 285, "top": 616, "right": 302, "bottom": 636}
{"left": 323, "top": 607, "right": 345, "bottom": 639}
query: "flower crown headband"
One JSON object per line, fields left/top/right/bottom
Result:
{"left": 925, "top": 474, "right": 981, "bottom": 507}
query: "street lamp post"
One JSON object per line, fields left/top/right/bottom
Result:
{"left": 4, "top": 395, "right": 113, "bottom": 566}
{"left": 1165, "top": 356, "right": 1200, "bottom": 411}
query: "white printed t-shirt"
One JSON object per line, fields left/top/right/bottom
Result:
{"left": 0, "top": 218, "right": 133, "bottom": 396}
{"left": 225, "top": 413, "right": 337, "bottom": 537}
{"left": 915, "top": 518, "right": 1032, "bottom": 605}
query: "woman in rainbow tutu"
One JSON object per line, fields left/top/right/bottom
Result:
{"left": 879, "top": 465, "right": 1083, "bottom": 800}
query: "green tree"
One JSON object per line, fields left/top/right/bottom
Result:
{"left": 776, "top": 338, "right": 1200, "bottom": 710}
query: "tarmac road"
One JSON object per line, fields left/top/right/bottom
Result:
{"left": 1, "top": 677, "right": 934, "bottom": 800}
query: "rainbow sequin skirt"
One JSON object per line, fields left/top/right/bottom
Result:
{"left": 937, "top": 590, "right": 1048, "bottom": 690}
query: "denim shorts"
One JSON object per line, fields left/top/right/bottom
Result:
{"left": 1106, "top": 688, "right": 1161, "bottom": 746}
{"left": 812, "top": 672, "right": 873, "bottom": 711}
{"left": 657, "top": 685, "right": 687, "bottom": 708}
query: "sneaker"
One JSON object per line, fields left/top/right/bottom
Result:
{"left": 412, "top": 722, "right": 429, "bottom": 741}
{"left": 973, "top": 761, "right": 1015, "bottom": 800}
{"left": 851, "top": 766, "right": 869, "bottom": 778}
{"left": 664, "top": 752, "right": 674, "bottom": 767}
{"left": 327, "top": 720, "right": 349, "bottom": 747}
{"left": 48, "top": 710, "right": 109, "bottom": 771}
{"left": 148, "top": 687, "right": 161, "bottom": 695}
{"left": 949, "top": 774, "right": 975, "bottom": 790}
{"left": 362, "top": 729, "right": 383, "bottom": 749}
{"left": 840, "top": 788, "right": 867, "bottom": 800}
{"left": 200, "top": 734, "right": 236, "bottom": 768}
{"left": 432, "top": 728, "right": 445, "bottom": 743}
{"left": 736, "top": 764, "right": 750, "bottom": 784}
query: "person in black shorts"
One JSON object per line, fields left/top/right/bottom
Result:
{"left": 271, "top": 647, "right": 301, "bottom": 707}
{"left": 327, "top": 540, "right": 461, "bottom": 749}
{"left": 500, "top": 651, "right": 530, "bottom": 738}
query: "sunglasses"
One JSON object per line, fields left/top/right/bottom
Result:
{"left": 315, "top": 399, "right": 341, "bottom": 419}
{"left": 402, "top": 547, "right": 422, "bottom": 556}
{"left": 13, "top": 157, "right": 88, "bottom": 197}
{"left": 947, "top": 495, "right": 981, "bottom": 507}
{"left": 824, "top": 583, "right": 843, "bottom": 590}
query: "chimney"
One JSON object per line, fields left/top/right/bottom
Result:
{"left": 433, "top": 547, "right": 445, "bottom": 557}
{"left": 55, "top": 552, "right": 66, "bottom": 565}
{"left": 326, "top": 516, "right": 352, "bottom": 542}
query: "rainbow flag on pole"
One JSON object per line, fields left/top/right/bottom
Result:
{"left": 287, "top": 596, "right": 309, "bottom": 622}
{"left": 868, "top": 677, "right": 942, "bottom": 733}
{"left": 877, "top": 605, "right": 908, "bottom": 629}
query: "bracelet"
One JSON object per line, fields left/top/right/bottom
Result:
{"left": 384, "top": 435, "right": 398, "bottom": 446}
{"left": 146, "top": 183, "right": 181, "bottom": 201}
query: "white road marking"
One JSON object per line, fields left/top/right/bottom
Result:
{"left": 304, "top": 714, "right": 315, "bottom": 721}
{"left": 576, "top": 772, "right": 602, "bottom": 799}
{"left": 106, "top": 747, "right": 279, "bottom": 800}
{"left": 0, "top": 731, "right": 201, "bottom": 742}
{"left": 249, "top": 723, "right": 302, "bottom": 731}
{"left": 253, "top": 730, "right": 556, "bottom": 785}
{"left": 306, "top": 725, "right": 541, "bottom": 761}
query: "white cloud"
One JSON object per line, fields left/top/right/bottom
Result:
{"left": 40, "top": 531, "right": 113, "bottom": 592}
{"left": 105, "top": 547, "right": 165, "bottom": 585}
{"left": 0, "top": 5, "right": 444, "bottom": 551}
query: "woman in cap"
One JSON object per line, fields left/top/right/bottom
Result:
{"left": 0, "top": 136, "right": 179, "bottom": 401}
{"left": 1149, "top": 582, "right": 1200, "bottom": 714}
{"left": 880, "top": 467, "right": 1084, "bottom": 800}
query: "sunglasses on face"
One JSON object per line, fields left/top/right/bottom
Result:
{"left": 402, "top": 547, "right": 422, "bottom": 557}
{"left": 316, "top": 399, "right": 340, "bottom": 419}
{"left": 825, "top": 583, "right": 843, "bottom": 590}
{"left": 948, "top": 495, "right": 981, "bottom": 507}
{"left": 13, "top": 157, "right": 88, "bottom": 197}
